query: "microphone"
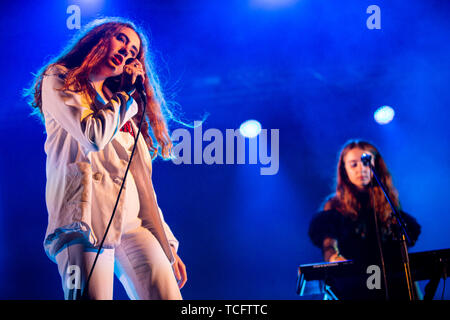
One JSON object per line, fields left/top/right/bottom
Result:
{"left": 134, "top": 75, "right": 145, "bottom": 94}
{"left": 361, "top": 153, "right": 372, "bottom": 167}
{"left": 125, "top": 58, "right": 145, "bottom": 94}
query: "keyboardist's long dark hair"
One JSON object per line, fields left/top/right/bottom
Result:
{"left": 323, "top": 139, "right": 400, "bottom": 224}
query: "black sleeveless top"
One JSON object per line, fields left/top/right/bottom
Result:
{"left": 308, "top": 195, "right": 421, "bottom": 299}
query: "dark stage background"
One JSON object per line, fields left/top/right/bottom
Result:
{"left": 0, "top": 0, "right": 449, "bottom": 299}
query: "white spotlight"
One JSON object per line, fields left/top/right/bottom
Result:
{"left": 374, "top": 106, "right": 395, "bottom": 125}
{"left": 239, "top": 120, "right": 262, "bottom": 138}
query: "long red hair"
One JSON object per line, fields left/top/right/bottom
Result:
{"left": 323, "top": 140, "right": 400, "bottom": 224}
{"left": 26, "top": 17, "right": 173, "bottom": 159}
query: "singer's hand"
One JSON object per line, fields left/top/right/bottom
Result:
{"left": 170, "top": 246, "right": 187, "bottom": 289}
{"left": 119, "top": 58, "right": 145, "bottom": 94}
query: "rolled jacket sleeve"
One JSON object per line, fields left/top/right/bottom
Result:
{"left": 41, "top": 65, "right": 138, "bottom": 153}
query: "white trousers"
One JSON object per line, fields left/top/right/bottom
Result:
{"left": 54, "top": 226, "right": 182, "bottom": 300}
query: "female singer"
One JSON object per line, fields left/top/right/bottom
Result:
{"left": 26, "top": 18, "right": 186, "bottom": 300}
{"left": 308, "top": 139, "right": 421, "bottom": 299}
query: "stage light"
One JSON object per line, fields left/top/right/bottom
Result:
{"left": 74, "top": 0, "right": 106, "bottom": 15}
{"left": 250, "top": 0, "right": 299, "bottom": 9}
{"left": 374, "top": 105, "right": 395, "bottom": 125}
{"left": 239, "top": 120, "right": 262, "bottom": 138}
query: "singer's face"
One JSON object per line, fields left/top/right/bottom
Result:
{"left": 103, "top": 27, "right": 141, "bottom": 77}
{"left": 344, "top": 148, "right": 375, "bottom": 189}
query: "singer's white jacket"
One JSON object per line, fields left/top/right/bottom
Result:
{"left": 40, "top": 64, "right": 177, "bottom": 263}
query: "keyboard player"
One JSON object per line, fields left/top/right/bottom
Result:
{"left": 308, "top": 140, "right": 421, "bottom": 300}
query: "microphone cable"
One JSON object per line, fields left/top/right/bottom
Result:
{"left": 80, "top": 80, "right": 147, "bottom": 300}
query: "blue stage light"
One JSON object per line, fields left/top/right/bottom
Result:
{"left": 75, "top": 0, "right": 106, "bottom": 15}
{"left": 250, "top": 0, "right": 298, "bottom": 9}
{"left": 239, "top": 120, "right": 262, "bottom": 138}
{"left": 374, "top": 106, "right": 395, "bottom": 125}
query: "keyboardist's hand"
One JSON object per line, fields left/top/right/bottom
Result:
{"left": 329, "top": 253, "right": 347, "bottom": 262}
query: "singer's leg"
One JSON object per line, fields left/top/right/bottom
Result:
{"left": 114, "top": 226, "right": 182, "bottom": 300}
{"left": 55, "top": 243, "right": 115, "bottom": 300}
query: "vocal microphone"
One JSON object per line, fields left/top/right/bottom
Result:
{"left": 361, "top": 153, "right": 372, "bottom": 167}
{"left": 125, "top": 58, "right": 145, "bottom": 94}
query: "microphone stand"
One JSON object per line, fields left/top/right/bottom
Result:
{"left": 368, "top": 180, "right": 389, "bottom": 300}
{"left": 81, "top": 81, "right": 147, "bottom": 300}
{"left": 361, "top": 154, "right": 416, "bottom": 300}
